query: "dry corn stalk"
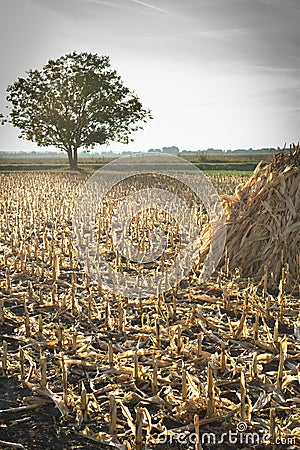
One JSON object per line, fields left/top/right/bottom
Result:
{"left": 61, "top": 356, "right": 68, "bottom": 406}
{"left": 2, "top": 341, "right": 8, "bottom": 376}
{"left": 206, "top": 364, "right": 215, "bottom": 418}
{"left": 152, "top": 359, "right": 158, "bottom": 395}
{"left": 19, "top": 346, "right": 25, "bottom": 380}
{"left": 194, "top": 414, "right": 202, "bottom": 450}
{"left": 269, "top": 407, "right": 276, "bottom": 445}
{"left": 220, "top": 145, "right": 300, "bottom": 288}
{"left": 109, "top": 395, "right": 117, "bottom": 437}
{"left": 197, "top": 332, "right": 203, "bottom": 357}
{"left": 276, "top": 337, "right": 288, "bottom": 389}
{"left": 133, "top": 351, "right": 139, "bottom": 380}
{"left": 108, "top": 341, "right": 114, "bottom": 368}
{"left": 80, "top": 382, "right": 88, "bottom": 422}
{"left": 40, "top": 356, "right": 47, "bottom": 387}
{"left": 135, "top": 407, "right": 143, "bottom": 450}
{"left": 182, "top": 366, "right": 187, "bottom": 400}
{"left": 0, "top": 299, "right": 4, "bottom": 324}
{"left": 240, "top": 370, "right": 246, "bottom": 421}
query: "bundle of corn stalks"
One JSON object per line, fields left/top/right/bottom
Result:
{"left": 222, "top": 144, "right": 300, "bottom": 290}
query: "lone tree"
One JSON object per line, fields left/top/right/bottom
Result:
{"left": 5, "top": 52, "right": 151, "bottom": 169}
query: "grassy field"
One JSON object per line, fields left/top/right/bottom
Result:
{"left": 0, "top": 151, "right": 270, "bottom": 175}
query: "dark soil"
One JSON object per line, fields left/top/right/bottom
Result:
{"left": 0, "top": 378, "right": 100, "bottom": 450}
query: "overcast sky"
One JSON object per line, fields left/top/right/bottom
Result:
{"left": 0, "top": 0, "right": 299, "bottom": 152}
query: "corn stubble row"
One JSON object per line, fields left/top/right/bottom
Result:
{"left": 0, "top": 170, "right": 299, "bottom": 449}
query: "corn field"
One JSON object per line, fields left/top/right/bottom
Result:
{"left": 0, "top": 170, "right": 299, "bottom": 450}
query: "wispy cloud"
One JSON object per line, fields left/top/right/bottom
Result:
{"left": 83, "top": 0, "right": 122, "bottom": 8}
{"left": 130, "top": 0, "right": 173, "bottom": 15}
{"left": 190, "top": 28, "right": 249, "bottom": 38}
{"left": 82, "top": 0, "right": 181, "bottom": 17}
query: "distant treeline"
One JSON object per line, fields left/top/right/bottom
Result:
{"left": 0, "top": 146, "right": 285, "bottom": 158}
{"left": 148, "top": 146, "right": 284, "bottom": 155}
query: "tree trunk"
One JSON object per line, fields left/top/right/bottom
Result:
{"left": 73, "top": 147, "right": 78, "bottom": 169}
{"left": 67, "top": 148, "right": 78, "bottom": 170}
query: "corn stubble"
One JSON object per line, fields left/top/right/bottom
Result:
{"left": 0, "top": 158, "right": 299, "bottom": 449}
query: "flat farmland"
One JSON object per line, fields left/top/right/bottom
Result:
{"left": 0, "top": 170, "right": 299, "bottom": 450}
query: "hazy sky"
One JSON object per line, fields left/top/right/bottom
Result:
{"left": 0, "top": 0, "right": 299, "bottom": 152}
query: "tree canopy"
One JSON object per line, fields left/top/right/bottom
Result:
{"left": 6, "top": 52, "right": 152, "bottom": 169}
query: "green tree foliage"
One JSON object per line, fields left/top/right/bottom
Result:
{"left": 6, "top": 52, "right": 152, "bottom": 169}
